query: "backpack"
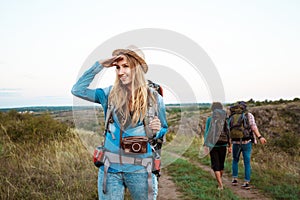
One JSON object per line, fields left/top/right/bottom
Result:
{"left": 205, "top": 109, "right": 230, "bottom": 145}
{"left": 148, "top": 80, "right": 163, "bottom": 97}
{"left": 228, "top": 104, "right": 252, "bottom": 141}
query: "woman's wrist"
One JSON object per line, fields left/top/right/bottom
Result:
{"left": 258, "top": 135, "right": 263, "bottom": 139}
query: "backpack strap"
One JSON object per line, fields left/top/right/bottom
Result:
{"left": 144, "top": 88, "right": 163, "bottom": 177}
{"left": 224, "top": 118, "right": 231, "bottom": 145}
{"left": 103, "top": 103, "right": 115, "bottom": 140}
{"left": 148, "top": 89, "right": 164, "bottom": 148}
{"left": 240, "top": 112, "right": 252, "bottom": 141}
{"left": 144, "top": 88, "right": 159, "bottom": 140}
{"left": 243, "top": 112, "right": 251, "bottom": 129}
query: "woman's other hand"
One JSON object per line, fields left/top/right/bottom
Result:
{"left": 149, "top": 116, "right": 161, "bottom": 133}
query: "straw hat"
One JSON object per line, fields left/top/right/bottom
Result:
{"left": 112, "top": 45, "right": 148, "bottom": 73}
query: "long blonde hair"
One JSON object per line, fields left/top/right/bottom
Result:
{"left": 109, "top": 54, "right": 156, "bottom": 126}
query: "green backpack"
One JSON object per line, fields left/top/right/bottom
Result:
{"left": 228, "top": 103, "right": 252, "bottom": 141}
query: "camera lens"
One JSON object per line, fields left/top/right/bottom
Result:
{"left": 131, "top": 143, "right": 142, "bottom": 152}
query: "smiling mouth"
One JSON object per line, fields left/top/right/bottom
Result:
{"left": 120, "top": 76, "right": 127, "bottom": 82}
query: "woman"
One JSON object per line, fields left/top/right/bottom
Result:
{"left": 203, "top": 102, "right": 231, "bottom": 190}
{"left": 71, "top": 46, "right": 168, "bottom": 200}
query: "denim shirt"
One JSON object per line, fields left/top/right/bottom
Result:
{"left": 71, "top": 61, "right": 168, "bottom": 172}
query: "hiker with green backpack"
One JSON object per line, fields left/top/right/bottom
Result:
{"left": 203, "top": 102, "right": 231, "bottom": 190}
{"left": 72, "top": 45, "right": 168, "bottom": 200}
{"left": 228, "top": 101, "right": 267, "bottom": 190}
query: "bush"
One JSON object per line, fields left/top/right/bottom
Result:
{"left": 0, "top": 110, "right": 70, "bottom": 144}
{"left": 272, "top": 132, "right": 300, "bottom": 156}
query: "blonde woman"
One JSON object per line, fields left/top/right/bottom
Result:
{"left": 72, "top": 46, "right": 168, "bottom": 200}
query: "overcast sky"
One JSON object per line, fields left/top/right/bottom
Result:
{"left": 1, "top": 0, "right": 300, "bottom": 108}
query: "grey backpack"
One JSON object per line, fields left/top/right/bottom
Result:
{"left": 206, "top": 109, "right": 229, "bottom": 145}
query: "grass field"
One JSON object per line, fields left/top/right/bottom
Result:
{"left": 1, "top": 100, "right": 300, "bottom": 199}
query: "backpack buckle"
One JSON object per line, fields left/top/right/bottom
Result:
{"left": 134, "top": 158, "right": 143, "bottom": 165}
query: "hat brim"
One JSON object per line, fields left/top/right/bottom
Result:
{"left": 112, "top": 49, "right": 148, "bottom": 73}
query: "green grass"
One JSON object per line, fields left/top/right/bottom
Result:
{"left": 250, "top": 167, "right": 300, "bottom": 200}
{"left": 167, "top": 158, "right": 239, "bottom": 200}
{"left": 180, "top": 136, "right": 300, "bottom": 200}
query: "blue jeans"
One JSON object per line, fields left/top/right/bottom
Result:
{"left": 232, "top": 142, "right": 252, "bottom": 182}
{"left": 98, "top": 168, "right": 158, "bottom": 200}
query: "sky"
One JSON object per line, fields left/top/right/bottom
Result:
{"left": 1, "top": 0, "right": 300, "bottom": 108}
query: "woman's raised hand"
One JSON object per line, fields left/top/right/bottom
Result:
{"left": 100, "top": 56, "right": 123, "bottom": 67}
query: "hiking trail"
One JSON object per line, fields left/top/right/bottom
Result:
{"left": 157, "top": 153, "right": 271, "bottom": 200}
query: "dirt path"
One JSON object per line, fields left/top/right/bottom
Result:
{"left": 157, "top": 171, "right": 183, "bottom": 200}
{"left": 157, "top": 154, "right": 271, "bottom": 200}
{"left": 189, "top": 160, "right": 271, "bottom": 200}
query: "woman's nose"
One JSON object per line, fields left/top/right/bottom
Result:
{"left": 118, "top": 66, "right": 125, "bottom": 74}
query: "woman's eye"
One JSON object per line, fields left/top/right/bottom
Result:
{"left": 124, "top": 65, "right": 129, "bottom": 68}
{"left": 116, "top": 66, "right": 120, "bottom": 70}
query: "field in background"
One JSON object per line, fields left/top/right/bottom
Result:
{"left": 0, "top": 111, "right": 97, "bottom": 199}
{"left": 0, "top": 99, "right": 299, "bottom": 199}
{"left": 169, "top": 100, "right": 300, "bottom": 200}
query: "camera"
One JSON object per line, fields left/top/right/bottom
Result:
{"left": 121, "top": 136, "right": 148, "bottom": 154}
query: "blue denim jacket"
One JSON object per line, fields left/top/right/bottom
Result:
{"left": 71, "top": 61, "right": 168, "bottom": 172}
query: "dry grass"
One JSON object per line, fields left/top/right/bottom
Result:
{"left": 0, "top": 127, "right": 98, "bottom": 200}
{"left": 1, "top": 101, "right": 299, "bottom": 199}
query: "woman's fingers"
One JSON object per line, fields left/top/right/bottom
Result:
{"left": 149, "top": 116, "right": 161, "bottom": 132}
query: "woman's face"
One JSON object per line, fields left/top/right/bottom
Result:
{"left": 115, "top": 55, "right": 132, "bottom": 86}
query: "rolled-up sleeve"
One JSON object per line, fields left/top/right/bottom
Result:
{"left": 247, "top": 113, "right": 257, "bottom": 130}
{"left": 71, "top": 61, "right": 114, "bottom": 115}
{"left": 71, "top": 61, "right": 106, "bottom": 104}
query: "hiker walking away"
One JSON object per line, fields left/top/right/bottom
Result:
{"left": 203, "top": 102, "right": 231, "bottom": 190}
{"left": 228, "top": 101, "right": 267, "bottom": 190}
{"left": 72, "top": 45, "right": 168, "bottom": 200}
